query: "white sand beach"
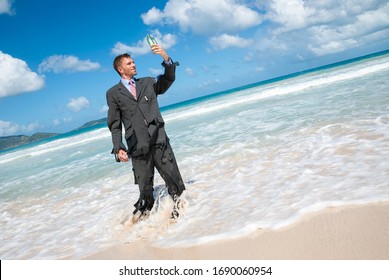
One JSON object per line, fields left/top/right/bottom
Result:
{"left": 85, "top": 202, "right": 389, "bottom": 260}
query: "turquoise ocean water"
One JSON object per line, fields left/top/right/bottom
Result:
{"left": 1, "top": 51, "right": 388, "bottom": 259}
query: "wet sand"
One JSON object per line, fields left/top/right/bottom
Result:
{"left": 86, "top": 202, "right": 389, "bottom": 260}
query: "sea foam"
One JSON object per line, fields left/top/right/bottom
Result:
{"left": 0, "top": 52, "right": 388, "bottom": 259}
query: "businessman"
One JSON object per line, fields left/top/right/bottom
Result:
{"left": 106, "top": 44, "right": 185, "bottom": 219}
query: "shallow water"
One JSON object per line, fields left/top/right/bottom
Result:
{"left": 1, "top": 52, "right": 388, "bottom": 259}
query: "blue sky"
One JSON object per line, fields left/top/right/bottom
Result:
{"left": 1, "top": 0, "right": 388, "bottom": 136}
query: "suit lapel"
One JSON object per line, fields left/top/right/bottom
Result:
{"left": 117, "top": 81, "right": 137, "bottom": 101}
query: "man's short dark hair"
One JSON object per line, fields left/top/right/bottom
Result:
{"left": 113, "top": 53, "right": 131, "bottom": 76}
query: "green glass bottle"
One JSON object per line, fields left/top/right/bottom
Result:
{"left": 146, "top": 34, "right": 158, "bottom": 47}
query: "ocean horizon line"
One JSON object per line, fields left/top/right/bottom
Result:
{"left": 1, "top": 48, "right": 388, "bottom": 153}
{"left": 161, "top": 49, "right": 389, "bottom": 112}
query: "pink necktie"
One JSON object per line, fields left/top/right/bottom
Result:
{"left": 129, "top": 80, "right": 136, "bottom": 99}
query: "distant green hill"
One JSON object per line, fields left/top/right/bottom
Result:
{"left": 72, "top": 118, "right": 107, "bottom": 131}
{"left": 0, "top": 118, "right": 107, "bottom": 152}
{"left": 0, "top": 132, "right": 60, "bottom": 151}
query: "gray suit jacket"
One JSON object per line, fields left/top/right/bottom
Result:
{"left": 106, "top": 60, "right": 177, "bottom": 159}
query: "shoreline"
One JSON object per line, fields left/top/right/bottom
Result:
{"left": 85, "top": 201, "right": 389, "bottom": 260}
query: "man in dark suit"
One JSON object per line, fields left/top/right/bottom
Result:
{"left": 106, "top": 44, "right": 185, "bottom": 219}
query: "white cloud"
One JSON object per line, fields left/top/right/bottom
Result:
{"left": 307, "top": 26, "right": 358, "bottom": 56}
{"left": 100, "top": 105, "right": 108, "bottom": 114}
{"left": 209, "top": 34, "right": 253, "bottom": 50}
{"left": 141, "top": 0, "right": 262, "bottom": 35}
{"left": 244, "top": 52, "right": 255, "bottom": 62}
{"left": 22, "top": 122, "right": 41, "bottom": 133}
{"left": 141, "top": 7, "right": 164, "bottom": 25}
{"left": 185, "top": 67, "right": 195, "bottom": 76}
{"left": 0, "top": 0, "right": 14, "bottom": 15}
{"left": 0, "top": 51, "right": 45, "bottom": 98}
{"left": 266, "top": 0, "right": 315, "bottom": 33}
{"left": 0, "top": 120, "right": 19, "bottom": 136}
{"left": 261, "top": 0, "right": 389, "bottom": 57}
{"left": 51, "top": 117, "right": 73, "bottom": 126}
{"left": 0, "top": 120, "right": 41, "bottom": 136}
{"left": 257, "top": 35, "right": 289, "bottom": 54}
{"left": 112, "top": 30, "right": 177, "bottom": 56}
{"left": 199, "top": 79, "right": 221, "bottom": 89}
{"left": 52, "top": 119, "right": 60, "bottom": 126}
{"left": 112, "top": 42, "right": 139, "bottom": 56}
{"left": 306, "top": 2, "right": 389, "bottom": 56}
{"left": 67, "top": 96, "right": 90, "bottom": 112}
{"left": 38, "top": 55, "right": 101, "bottom": 73}
{"left": 149, "top": 67, "right": 163, "bottom": 76}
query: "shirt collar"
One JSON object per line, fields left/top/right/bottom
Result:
{"left": 121, "top": 78, "right": 135, "bottom": 85}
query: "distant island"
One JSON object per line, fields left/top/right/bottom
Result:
{"left": 71, "top": 118, "right": 108, "bottom": 131}
{"left": 0, "top": 118, "right": 107, "bottom": 152}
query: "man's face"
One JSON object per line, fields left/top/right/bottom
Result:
{"left": 118, "top": 57, "right": 137, "bottom": 79}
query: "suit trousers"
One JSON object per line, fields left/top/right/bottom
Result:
{"left": 131, "top": 141, "right": 186, "bottom": 214}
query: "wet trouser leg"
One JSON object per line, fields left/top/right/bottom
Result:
{"left": 131, "top": 142, "right": 186, "bottom": 214}
{"left": 152, "top": 142, "right": 186, "bottom": 198}
{"left": 131, "top": 153, "right": 155, "bottom": 214}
